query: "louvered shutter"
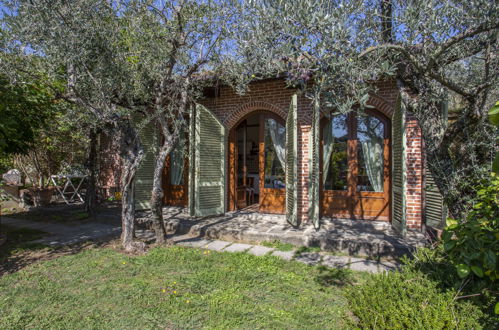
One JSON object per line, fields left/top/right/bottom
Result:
{"left": 308, "top": 97, "right": 320, "bottom": 228}
{"left": 135, "top": 119, "right": 157, "bottom": 210}
{"left": 286, "top": 94, "right": 298, "bottom": 226}
{"left": 192, "top": 104, "right": 226, "bottom": 216}
{"left": 188, "top": 105, "right": 196, "bottom": 216}
{"left": 391, "top": 96, "right": 407, "bottom": 235}
{"left": 424, "top": 163, "right": 447, "bottom": 229}
{"left": 424, "top": 99, "right": 448, "bottom": 229}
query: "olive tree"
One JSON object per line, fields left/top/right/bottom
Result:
{"left": 125, "top": 1, "right": 234, "bottom": 243}
{"left": 232, "top": 0, "right": 498, "bottom": 218}
{"left": 2, "top": 0, "right": 150, "bottom": 251}
{"left": 1, "top": 0, "right": 237, "bottom": 247}
{"left": 360, "top": 0, "right": 498, "bottom": 217}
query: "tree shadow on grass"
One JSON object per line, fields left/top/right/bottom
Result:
{"left": 315, "top": 265, "right": 356, "bottom": 288}
{"left": 0, "top": 225, "right": 117, "bottom": 276}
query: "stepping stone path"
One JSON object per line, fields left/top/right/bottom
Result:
{"left": 172, "top": 235, "right": 398, "bottom": 273}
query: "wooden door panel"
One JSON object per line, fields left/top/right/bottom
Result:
{"left": 164, "top": 185, "right": 186, "bottom": 206}
{"left": 323, "top": 193, "right": 349, "bottom": 209}
{"left": 260, "top": 189, "right": 285, "bottom": 214}
{"left": 228, "top": 112, "right": 286, "bottom": 214}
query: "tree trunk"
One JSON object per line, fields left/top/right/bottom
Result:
{"left": 84, "top": 128, "right": 98, "bottom": 219}
{"left": 149, "top": 140, "right": 174, "bottom": 244}
{"left": 381, "top": 0, "right": 393, "bottom": 43}
{"left": 119, "top": 120, "right": 145, "bottom": 252}
{"left": 149, "top": 78, "right": 190, "bottom": 244}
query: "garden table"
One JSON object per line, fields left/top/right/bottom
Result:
{"left": 50, "top": 175, "right": 87, "bottom": 204}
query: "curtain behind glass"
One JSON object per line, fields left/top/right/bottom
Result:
{"left": 360, "top": 137, "right": 383, "bottom": 192}
{"left": 322, "top": 120, "right": 334, "bottom": 184}
{"left": 266, "top": 118, "right": 286, "bottom": 170}
{"left": 170, "top": 137, "right": 185, "bottom": 185}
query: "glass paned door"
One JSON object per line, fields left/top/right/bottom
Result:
{"left": 357, "top": 113, "right": 384, "bottom": 192}
{"left": 259, "top": 115, "right": 286, "bottom": 214}
{"left": 263, "top": 118, "right": 286, "bottom": 189}
{"left": 321, "top": 110, "right": 390, "bottom": 221}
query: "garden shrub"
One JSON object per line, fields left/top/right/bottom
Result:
{"left": 404, "top": 247, "right": 497, "bottom": 324}
{"left": 345, "top": 267, "right": 485, "bottom": 329}
{"left": 442, "top": 173, "right": 498, "bottom": 282}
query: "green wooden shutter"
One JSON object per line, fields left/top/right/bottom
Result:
{"left": 308, "top": 97, "right": 320, "bottom": 228}
{"left": 391, "top": 96, "right": 407, "bottom": 235}
{"left": 192, "top": 103, "right": 226, "bottom": 216}
{"left": 424, "top": 99, "right": 448, "bottom": 229}
{"left": 286, "top": 94, "right": 298, "bottom": 226}
{"left": 135, "top": 119, "right": 157, "bottom": 210}
{"left": 424, "top": 163, "right": 447, "bottom": 229}
{"left": 188, "top": 105, "right": 196, "bottom": 216}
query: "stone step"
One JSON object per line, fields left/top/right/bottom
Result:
{"left": 169, "top": 235, "right": 399, "bottom": 273}
{"left": 165, "top": 222, "right": 422, "bottom": 259}
{"left": 158, "top": 207, "right": 427, "bottom": 259}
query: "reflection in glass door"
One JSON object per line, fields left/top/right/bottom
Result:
{"left": 263, "top": 118, "right": 286, "bottom": 189}
{"left": 259, "top": 115, "right": 286, "bottom": 214}
{"left": 321, "top": 110, "right": 390, "bottom": 221}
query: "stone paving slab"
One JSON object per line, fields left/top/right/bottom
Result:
{"left": 223, "top": 243, "right": 253, "bottom": 252}
{"left": 377, "top": 260, "right": 399, "bottom": 272}
{"left": 247, "top": 245, "right": 274, "bottom": 256}
{"left": 271, "top": 250, "right": 295, "bottom": 260}
{"left": 347, "top": 258, "right": 380, "bottom": 273}
{"left": 204, "top": 240, "right": 231, "bottom": 251}
{"left": 174, "top": 237, "right": 211, "bottom": 248}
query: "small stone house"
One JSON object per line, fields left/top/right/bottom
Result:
{"left": 107, "top": 78, "right": 446, "bottom": 235}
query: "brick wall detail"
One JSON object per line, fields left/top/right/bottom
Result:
{"left": 98, "top": 132, "right": 122, "bottom": 198}
{"left": 404, "top": 114, "right": 423, "bottom": 229}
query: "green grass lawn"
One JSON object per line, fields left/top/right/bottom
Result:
{"left": 0, "top": 245, "right": 357, "bottom": 329}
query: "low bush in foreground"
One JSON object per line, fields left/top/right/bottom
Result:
{"left": 346, "top": 247, "right": 495, "bottom": 329}
{"left": 346, "top": 270, "right": 484, "bottom": 329}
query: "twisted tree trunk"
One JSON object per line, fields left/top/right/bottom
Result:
{"left": 149, "top": 140, "right": 174, "bottom": 244}
{"left": 119, "top": 120, "right": 145, "bottom": 252}
{"left": 149, "top": 80, "right": 190, "bottom": 244}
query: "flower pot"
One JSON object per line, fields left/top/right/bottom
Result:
{"left": 29, "top": 187, "right": 54, "bottom": 207}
